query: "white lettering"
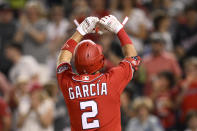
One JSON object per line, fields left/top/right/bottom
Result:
{"left": 101, "top": 83, "right": 107, "bottom": 95}
{"left": 68, "top": 83, "right": 107, "bottom": 99}
{"left": 90, "top": 84, "right": 96, "bottom": 96}
{"left": 82, "top": 85, "right": 89, "bottom": 97}
{"left": 97, "top": 83, "right": 99, "bottom": 96}
{"left": 69, "top": 88, "right": 75, "bottom": 99}
{"left": 76, "top": 86, "right": 82, "bottom": 98}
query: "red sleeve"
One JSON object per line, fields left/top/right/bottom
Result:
{"left": 56, "top": 62, "right": 73, "bottom": 86}
{"left": 107, "top": 57, "right": 140, "bottom": 94}
{"left": 0, "top": 98, "right": 10, "bottom": 117}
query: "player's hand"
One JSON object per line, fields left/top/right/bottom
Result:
{"left": 99, "top": 15, "right": 123, "bottom": 34}
{"left": 77, "top": 16, "right": 99, "bottom": 36}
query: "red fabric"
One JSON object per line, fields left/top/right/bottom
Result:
{"left": 124, "top": 56, "right": 141, "bottom": 71}
{"left": 117, "top": 28, "right": 133, "bottom": 46}
{"left": 61, "top": 39, "right": 78, "bottom": 54}
{"left": 143, "top": 52, "right": 181, "bottom": 82}
{"left": 29, "top": 83, "right": 42, "bottom": 93}
{"left": 181, "top": 80, "right": 197, "bottom": 121}
{"left": 144, "top": 52, "right": 182, "bottom": 95}
{"left": 56, "top": 58, "right": 135, "bottom": 130}
{"left": 154, "top": 92, "right": 175, "bottom": 128}
{"left": 0, "top": 98, "right": 10, "bottom": 131}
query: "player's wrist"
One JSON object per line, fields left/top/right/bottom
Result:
{"left": 115, "top": 23, "right": 123, "bottom": 34}
{"left": 117, "top": 28, "right": 132, "bottom": 46}
{"left": 61, "top": 38, "right": 78, "bottom": 54}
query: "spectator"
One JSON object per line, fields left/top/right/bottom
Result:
{"left": 0, "top": 97, "right": 11, "bottom": 131}
{"left": 43, "top": 81, "right": 69, "bottom": 131}
{"left": 120, "top": 89, "right": 134, "bottom": 131}
{"left": 70, "top": 0, "right": 90, "bottom": 24}
{"left": 112, "top": 0, "right": 151, "bottom": 54}
{"left": 177, "top": 57, "right": 197, "bottom": 121}
{"left": 17, "top": 84, "right": 54, "bottom": 131}
{"left": 10, "top": 76, "right": 30, "bottom": 110}
{"left": 46, "top": 5, "right": 69, "bottom": 78}
{"left": 99, "top": 33, "right": 122, "bottom": 71}
{"left": 144, "top": 0, "right": 162, "bottom": 14}
{"left": 90, "top": 0, "right": 109, "bottom": 18}
{"left": 69, "top": 0, "right": 100, "bottom": 42}
{"left": 150, "top": 71, "right": 176, "bottom": 129}
{"left": 14, "top": 1, "right": 48, "bottom": 63}
{"left": 5, "top": 43, "right": 40, "bottom": 84}
{"left": 126, "top": 97, "right": 164, "bottom": 131}
{"left": 153, "top": 12, "right": 173, "bottom": 51}
{"left": 0, "top": 3, "right": 16, "bottom": 76}
{"left": 9, "top": 77, "right": 30, "bottom": 130}
{"left": 0, "top": 72, "right": 11, "bottom": 100}
{"left": 174, "top": 4, "right": 197, "bottom": 57}
{"left": 185, "top": 111, "right": 197, "bottom": 131}
{"left": 54, "top": 92, "right": 70, "bottom": 131}
{"left": 47, "top": 5, "right": 69, "bottom": 55}
{"left": 143, "top": 33, "right": 181, "bottom": 85}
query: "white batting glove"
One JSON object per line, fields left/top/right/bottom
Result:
{"left": 99, "top": 15, "right": 123, "bottom": 34}
{"left": 77, "top": 16, "right": 99, "bottom": 36}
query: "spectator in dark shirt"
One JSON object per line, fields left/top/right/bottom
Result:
{"left": 153, "top": 12, "right": 173, "bottom": 52}
{"left": 174, "top": 5, "right": 197, "bottom": 57}
{"left": 150, "top": 71, "right": 176, "bottom": 129}
{"left": 176, "top": 57, "right": 197, "bottom": 121}
{"left": 0, "top": 3, "right": 16, "bottom": 76}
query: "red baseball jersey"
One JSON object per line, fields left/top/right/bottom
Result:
{"left": 57, "top": 57, "right": 137, "bottom": 131}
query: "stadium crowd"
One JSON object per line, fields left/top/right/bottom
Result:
{"left": 0, "top": 0, "right": 197, "bottom": 131}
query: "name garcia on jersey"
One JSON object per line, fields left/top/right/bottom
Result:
{"left": 68, "top": 83, "right": 107, "bottom": 100}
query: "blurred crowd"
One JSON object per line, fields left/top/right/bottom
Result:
{"left": 0, "top": 0, "right": 197, "bottom": 131}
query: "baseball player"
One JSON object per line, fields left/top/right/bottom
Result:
{"left": 57, "top": 15, "right": 141, "bottom": 131}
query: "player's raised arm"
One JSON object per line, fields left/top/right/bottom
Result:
{"left": 99, "top": 15, "right": 140, "bottom": 71}
{"left": 99, "top": 15, "right": 137, "bottom": 57}
{"left": 57, "top": 17, "right": 99, "bottom": 66}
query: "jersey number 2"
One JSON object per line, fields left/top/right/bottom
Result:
{"left": 80, "top": 100, "right": 100, "bottom": 129}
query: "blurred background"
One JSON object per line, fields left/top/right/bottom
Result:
{"left": 0, "top": 0, "right": 197, "bottom": 131}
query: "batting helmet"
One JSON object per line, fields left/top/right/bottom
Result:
{"left": 74, "top": 40, "right": 104, "bottom": 74}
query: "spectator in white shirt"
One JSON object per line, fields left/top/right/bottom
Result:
{"left": 111, "top": 0, "right": 152, "bottom": 54}
{"left": 46, "top": 5, "right": 69, "bottom": 78}
{"left": 17, "top": 84, "right": 54, "bottom": 131}
{"left": 5, "top": 43, "right": 40, "bottom": 84}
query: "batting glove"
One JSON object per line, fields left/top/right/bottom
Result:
{"left": 99, "top": 15, "right": 123, "bottom": 34}
{"left": 77, "top": 16, "right": 99, "bottom": 36}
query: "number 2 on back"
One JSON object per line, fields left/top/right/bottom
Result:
{"left": 80, "top": 100, "right": 100, "bottom": 129}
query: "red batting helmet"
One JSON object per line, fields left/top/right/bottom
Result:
{"left": 74, "top": 40, "right": 104, "bottom": 74}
